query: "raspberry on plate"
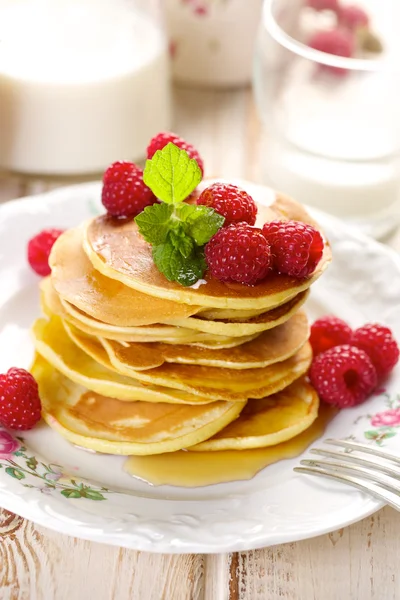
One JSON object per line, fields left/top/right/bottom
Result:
{"left": 309, "top": 345, "right": 377, "bottom": 408}
{"left": 197, "top": 183, "right": 257, "bottom": 226}
{"left": 262, "top": 219, "right": 324, "bottom": 278}
{"left": 352, "top": 323, "right": 399, "bottom": 382}
{"left": 101, "top": 161, "right": 157, "bottom": 218}
{"left": 205, "top": 222, "right": 272, "bottom": 285}
{"left": 0, "top": 368, "right": 42, "bottom": 430}
{"left": 27, "top": 228, "right": 64, "bottom": 276}
{"left": 339, "top": 5, "right": 369, "bottom": 29}
{"left": 310, "top": 315, "right": 352, "bottom": 356}
{"left": 147, "top": 132, "right": 204, "bottom": 176}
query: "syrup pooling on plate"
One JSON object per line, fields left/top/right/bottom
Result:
{"left": 124, "top": 404, "right": 337, "bottom": 487}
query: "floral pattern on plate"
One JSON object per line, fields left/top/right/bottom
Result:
{"left": 0, "top": 429, "right": 112, "bottom": 501}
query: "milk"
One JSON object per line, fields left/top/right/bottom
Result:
{"left": 0, "top": 0, "right": 171, "bottom": 175}
{"left": 262, "top": 62, "right": 400, "bottom": 238}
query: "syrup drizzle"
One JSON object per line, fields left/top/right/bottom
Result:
{"left": 124, "top": 404, "right": 337, "bottom": 487}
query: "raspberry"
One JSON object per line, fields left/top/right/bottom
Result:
{"left": 309, "top": 345, "right": 377, "bottom": 408}
{"left": 351, "top": 323, "right": 399, "bottom": 382}
{"left": 147, "top": 132, "right": 204, "bottom": 176}
{"left": 310, "top": 315, "right": 353, "bottom": 356}
{"left": 27, "top": 228, "right": 64, "bottom": 276}
{"left": 308, "top": 29, "right": 354, "bottom": 75}
{"left": 339, "top": 5, "right": 369, "bottom": 29}
{"left": 101, "top": 161, "right": 157, "bottom": 218}
{"left": 309, "top": 29, "right": 354, "bottom": 58}
{"left": 0, "top": 368, "right": 42, "bottom": 430}
{"left": 262, "top": 220, "right": 324, "bottom": 278}
{"left": 197, "top": 183, "right": 257, "bottom": 226}
{"left": 205, "top": 223, "right": 272, "bottom": 285}
{"left": 307, "top": 0, "right": 339, "bottom": 11}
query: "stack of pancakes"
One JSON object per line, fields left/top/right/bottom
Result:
{"left": 31, "top": 193, "right": 331, "bottom": 462}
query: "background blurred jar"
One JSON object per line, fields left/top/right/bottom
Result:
{"left": 165, "top": 0, "right": 263, "bottom": 87}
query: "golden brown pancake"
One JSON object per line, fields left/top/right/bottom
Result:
{"left": 161, "top": 290, "right": 309, "bottom": 336}
{"left": 41, "top": 279, "right": 258, "bottom": 347}
{"left": 85, "top": 311, "right": 309, "bottom": 370}
{"left": 33, "top": 315, "right": 312, "bottom": 402}
{"left": 49, "top": 227, "right": 203, "bottom": 326}
{"left": 83, "top": 193, "right": 331, "bottom": 309}
{"left": 191, "top": 378, "right": 319, "bottom": 450}
{"left": 32, "top": 354, "right": 245, "bottom": 455}
{"left": 32, "top": 317, "right": 222, "bottom": 404}
{"left": 69, "top": 320, "right": 313, "bottom": 401}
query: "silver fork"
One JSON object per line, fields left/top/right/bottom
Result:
{"left": 294, "top": 438, "right": 400, "bottom": 511}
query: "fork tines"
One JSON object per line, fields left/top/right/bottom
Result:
{"left": 294, "top": 438, "right": 400, "bottom": 511}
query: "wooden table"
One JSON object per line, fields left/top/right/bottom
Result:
{"left": 1, "top": 87, "right": 400, "bottom": 600}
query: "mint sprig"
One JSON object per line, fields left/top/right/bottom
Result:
{"left": 143, "top": 142, "right": 202, "bottom": 204}
{"left": 135, "top": 143, "right": 224, "bottom": 287}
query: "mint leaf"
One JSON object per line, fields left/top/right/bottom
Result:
{"left": 143, "top": 143, "right": 202, "bottom": 204}
{"left": 176, "top": 248, "right": 206, "bottom": 286}
{"left": 152, "top": 240, "right": 180, "bottom": 282}
{"left": 152, "top": 240, "right": 206, "bottom": 286}
{"left": 186, "top": 206, "right": 225, "bottom": 245}
{"left": 135, "top": 203, "right": 173, "bottom": 245}
{"left": 175, "top": 203, "right": 198, "bottom": 221}
{"left": 169, "top": 229, "right": 195, "bottom": 259}
{"left": 176, "top": 203, "right": 224, "bottom": 245}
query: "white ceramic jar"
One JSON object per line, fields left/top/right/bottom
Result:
{"left": 0, "top": 0, "right": 171, "bottom": 175}
{"left": 165, "top": 0, "right": 263, "bottom": 87}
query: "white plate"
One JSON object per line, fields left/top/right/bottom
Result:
{"left": 0, "top": 181, "right": 399, "bottom": 554}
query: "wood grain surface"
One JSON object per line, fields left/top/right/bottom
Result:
{"left": 1, "top": 87, "right": 400, "bottom": 600}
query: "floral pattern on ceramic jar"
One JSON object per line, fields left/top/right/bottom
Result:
{"left": 165, "top": 0, "right": 263, "bottom": 87}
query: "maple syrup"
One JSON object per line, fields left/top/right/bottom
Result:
{"left": 124, "top": 404, "right": 337, "bottom": 487}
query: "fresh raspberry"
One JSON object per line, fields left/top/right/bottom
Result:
{"left": 27, "top": 228, "right": 64, "bottom": 276}
{"left": 339, "top": 5, "right": 369, "bottom": 29}
{"left": 351, "top": 324, "right": 399, "bottom": 382}
{"left": 310, "top": 315, "right": 353, "bottom": 356}
{"left": 307, "top": 0, "right": 339, "bottom": 11}
{"left": 205, "top": 223, "right": 272, "bottom": 285}
{"left": 0, "top": 368, "right": 42, "bottom": 430}
{"left": 101, "top": 161, "right": 157, "bottom": 218}
{"left": 197, "top": 183, "right": 257, "bottom": 226}
{"left": 308, "top": 29, "right": 354, "bottom": 75}
{"left": 309, "top": 29, "right": 354, "bottom": 58}
{"left": 262, "top": 220, "right": 324, "bottom": 278}
{"left": 309, "top": 345, "right": 377, "bottom": 408}
{"left": 147, "top": 132, "right": 204, "bottom": 176}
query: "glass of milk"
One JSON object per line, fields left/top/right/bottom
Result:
{"left": 0, "top": 0, "right": 171, "bottom": 176}
{"left": 254, "top": 0, "right": 400, "bottom": 239}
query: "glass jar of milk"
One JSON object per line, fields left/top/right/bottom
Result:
{"left": 0, "top": 0, "right": 171, "bottom": 176}
{"left": 254, "top": 0, "right": 400, "bottom": 239}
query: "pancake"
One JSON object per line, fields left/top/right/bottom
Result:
{"left": 198, "top": 306, "right": 272, "bottom": 320}
{"left": 32, "top": 317, "right": 219, "bottom": 405}
{"left": 33, "top": 314, "right": 312, "bottom": 401}
{"left": 49, "top": 226, "right": 203, "bottom": 326}
{"left": 102, "top": 343, "right": 313, "bottom": 401}
{"left": 32, "top": 355, "right": 245, "bottom": 455}
{"left": 81, "top": 311, "right": 309, "bottom": 370}
{"left": 67, "top": 318, "right": 313, "bottom": 400}
{"left": 161, "top": 290, "right": 309, "bottom": 336}
{"left": 190, "top": 378, "right": 319, "bottom": 450}
{"left": 41, "top": 279, "right": 258, "bottom": 348}
{"left": 83, "top": 192, "right": 331, "bottom": 309}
